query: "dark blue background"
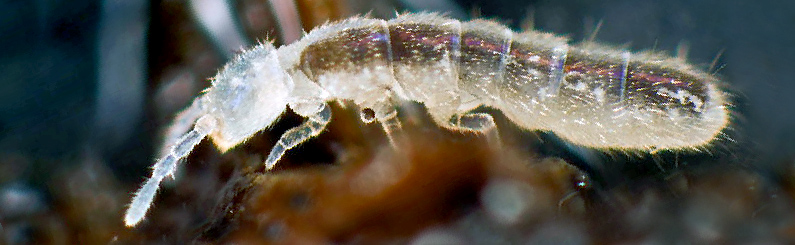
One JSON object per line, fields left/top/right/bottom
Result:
{"left": 0, "top": 0, "right": 792, "bottom": 236}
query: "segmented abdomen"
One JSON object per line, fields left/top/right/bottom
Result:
{"left": 287, "top": 13, "right": 728, "bottom": 150}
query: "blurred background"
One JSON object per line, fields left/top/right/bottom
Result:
{"left": 1, "top": 0, "right": 794, "bottom": 243}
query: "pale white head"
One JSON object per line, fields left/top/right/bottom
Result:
{"left": 203, "top": 42, "right": 294, "bottom": 151}
{"left": 123, "top": 42, "right": 295, "bottom": 227}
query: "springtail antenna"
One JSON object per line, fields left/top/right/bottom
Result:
{"left": 124, "top": 115, "right": 216, "bottom": 227}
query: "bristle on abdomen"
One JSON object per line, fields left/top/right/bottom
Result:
{"left": 279, "top": 13, "right": 728, "bottom": 150}
{"left": 125, "top": 12, "right": 731, "bottom": 227}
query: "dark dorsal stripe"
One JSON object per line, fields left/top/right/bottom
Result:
{"left": 458, "top": 21, "right": 512, "bottom": 101}
{"left": 558, "top": 47, "right": 630, "bottom": 106}
{"left": 502, "top": 33, "right": 568, "bottom": 104}
{"left": 625, "top": 62, "right": 710, "bottom": 114}
{"left": 300, "top": 23, "right": 391, "bottom": 81}
{"left": 388, "top": 22, "right": 461, "bottom": 65}
{"left": 296, "top": 16, "right": 713, "bottom": 118}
